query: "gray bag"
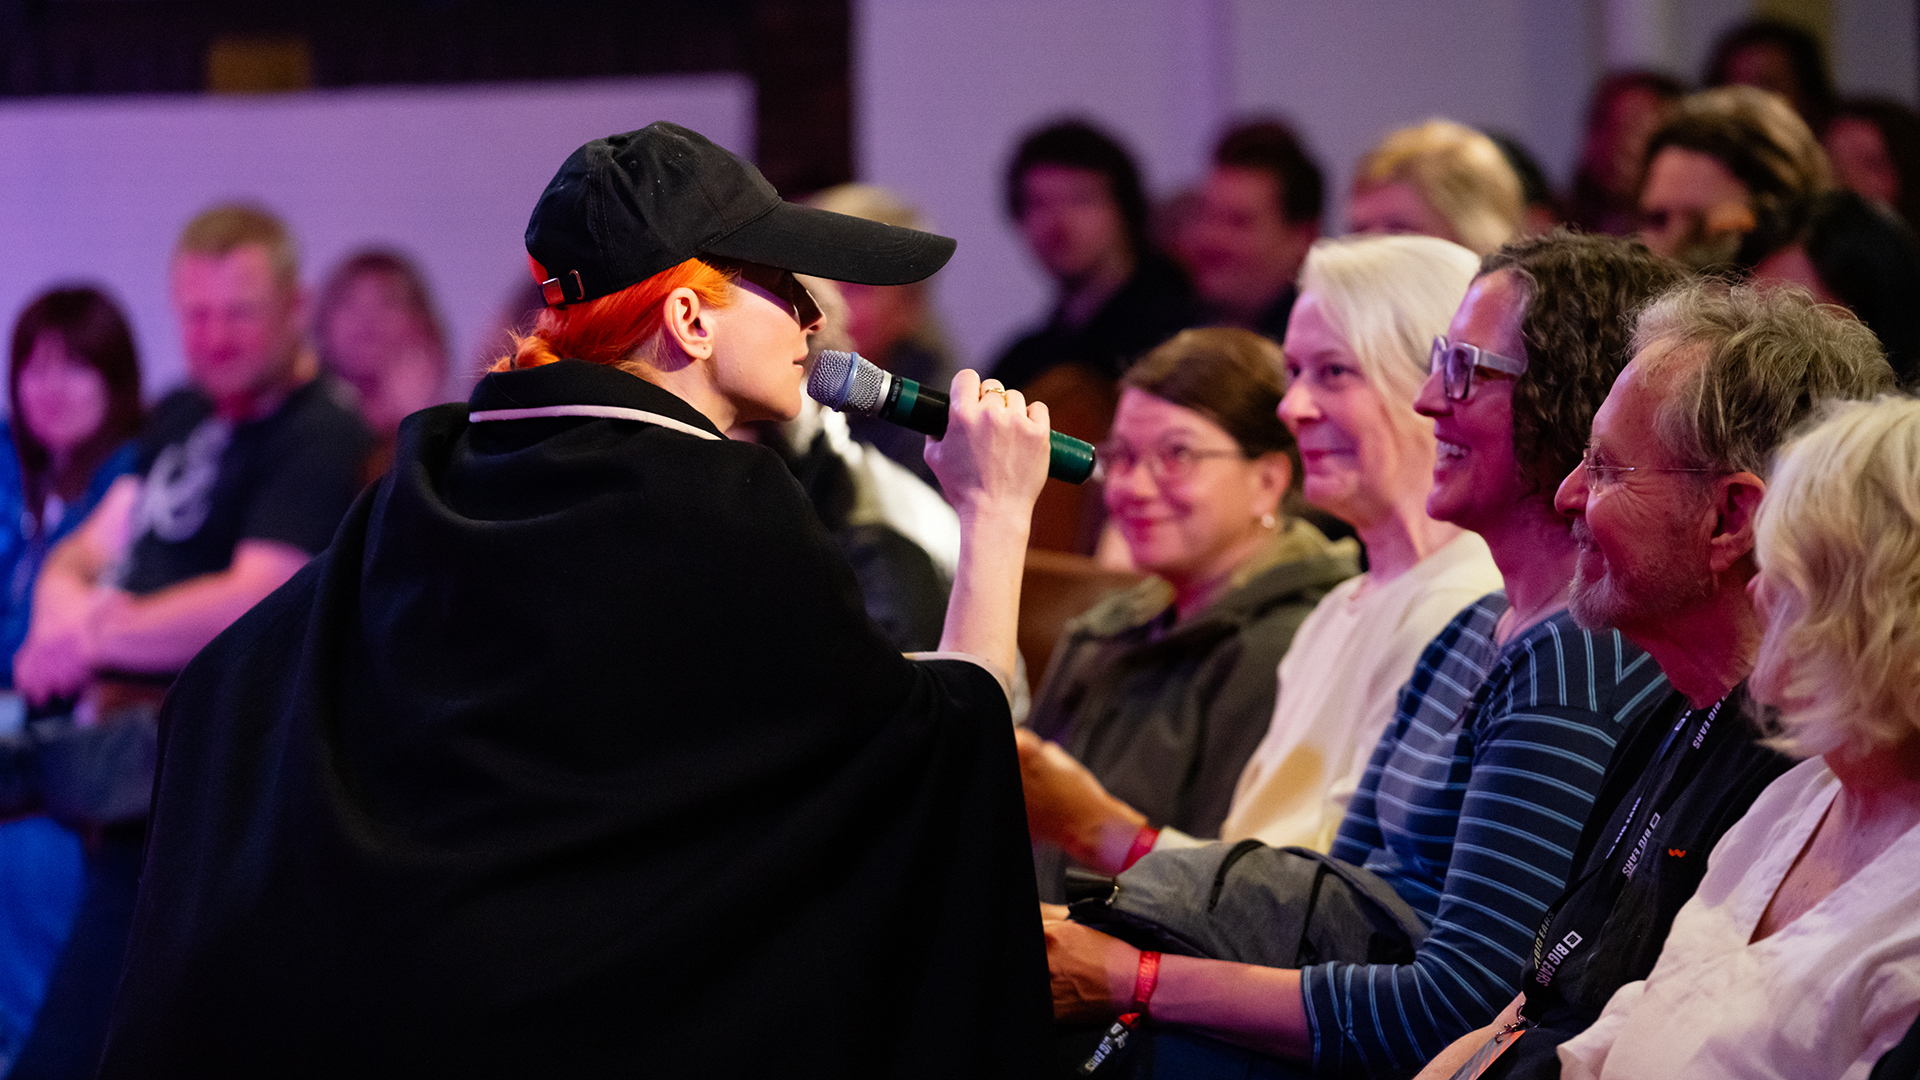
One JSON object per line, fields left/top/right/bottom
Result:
{"left": 1067, "top": 838, "right": 1428, "bottom": 968}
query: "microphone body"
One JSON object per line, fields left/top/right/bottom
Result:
{"left": 808, "top": 350, "right": 1097, "bottom": 484}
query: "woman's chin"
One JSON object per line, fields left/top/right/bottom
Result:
{"left": 1302, "top": 479, "right": 1359, "bottom": 521}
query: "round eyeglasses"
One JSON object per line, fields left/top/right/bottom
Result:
{"left": 1094, "top": 440, "right": 1244, "bottom": 485}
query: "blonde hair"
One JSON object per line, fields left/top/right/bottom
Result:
{"left": 809, "top": 183, "right": 927, "bottom": 231}
{"left": 1296, "top": 233, "right": 1480, "bottom": 439}
{"left": 1353, "top": 120, "right": 1524, "bottom": 255}
{"left": 175, "top": 202, "right": 300, "bottom": 292}
{"left": 805, "top": 183, "right": 957, "bottom": 367}
{"left": 1754, "top": 395, "right": 1920, "bottom": 756}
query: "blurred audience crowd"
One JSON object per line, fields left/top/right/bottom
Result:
{"left": 1, "top": 14, "right": 1919, "bottom": 1080}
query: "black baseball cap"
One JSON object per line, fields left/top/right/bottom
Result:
{"left": 525, "top": 122, "right": 957, "bottom": 306}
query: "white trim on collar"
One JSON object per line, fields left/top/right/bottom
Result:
{"left": 467, "top": 404, "right": 721, "bottom": 441}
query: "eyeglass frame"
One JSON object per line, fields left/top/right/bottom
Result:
{"left": 1577, "top": 446, "right": 1720, "bottom": 488}
{"left": 1093, "top": 438, "right": 1247, "bottom": 486}
{"left": 1430, "top": 336, "right": 1528, "bottom": 402}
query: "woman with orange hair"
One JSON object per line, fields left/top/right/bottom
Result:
{"left": 97, "top": 124, "right": 1056, "bottom": 1078}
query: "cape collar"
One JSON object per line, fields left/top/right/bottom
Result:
{"left": 468, "top": 359, "right": 728, "bottom": 440}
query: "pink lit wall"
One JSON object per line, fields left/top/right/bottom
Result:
{"left": 0, "top": 76, "right": 752, "bottom": 400}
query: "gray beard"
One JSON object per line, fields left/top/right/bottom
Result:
{"left": 1568, "top": 559, "right": 1623, "bottom": 631}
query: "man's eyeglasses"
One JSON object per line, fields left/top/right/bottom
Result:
{"left": 719, "top": 260, "right": 822, "bottom": 328}
{"left": 1095, "top": 440, "right": 1244, "bottom": 485}
{"left": 1430, "top": 337, "right": 1528, "bottom": 402}
{"left": 1579, "top": 447, "right": 1718, "bottom": 488}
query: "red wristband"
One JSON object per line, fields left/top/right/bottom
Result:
{"left": 1120, "top": 825, "right": 1160, "bottom": 870}
{"left": 1130, "top": 950, "right": 1162, "bottom": 1015}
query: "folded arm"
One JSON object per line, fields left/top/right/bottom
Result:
{"left": 17, "top": 472, "right": 312, "bottom": 703}
{"left": 87, "top": 539, "right": 312, "bottom": 674}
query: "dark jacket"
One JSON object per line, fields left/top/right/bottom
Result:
{"left": 1487, "top": 682, "right": 1793, "bottom": 1079}
{"left": 990, "top": 253, "right": 1196, "bottom": 390}
{"left": 1028, "top": 521, "right": 1358, "bottom": 900}
{"left": 97, "top": 360, "right": 1050, "bottom": 1079}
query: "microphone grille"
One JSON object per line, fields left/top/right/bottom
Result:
{"left": 808, "top": 349, "right": 887, "bottom": 415}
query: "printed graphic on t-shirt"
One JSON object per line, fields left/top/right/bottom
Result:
{"left": 134, "top": 417, "right": 231, "bottom": 544}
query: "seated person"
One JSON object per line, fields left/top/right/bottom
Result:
{"left": 1704, "top": 17, "right": 1838, "bottom": 131}
{"left": 1186, "top": 119, "right": 1324, "bottom": 341}
{"left": 0, "top": 286, "right": 144, "bottom": 1073}
{"left": 1556, "top": 394, "right": 1920, "bottom": 1078}
{"left": 1348, "top": 119, "right": 1525, "bottom": 255}
{"left": 313, "top": 248, "right": 453, "bottom": 475}
{"left": 1020, "top": 234, "right": 1497, "bottom": 868}
{"left": 1751, "top": 190, "right": 1920, "bottom": 387}
{"left": 1565, "top": 70, "right": 1686, "bottom": 237}
{"left": 1025, "top": 326, "right": 1361, "bottom": 900}
{"left": 1418, "top": 280, "right": 1896, "bottom": 1080}
{"left": 993, "top": 119, "right": 1198, "bottom": 552}
{"left": 1043, "top": 231, "right": 1676, "bottom": 1075}
{"left": 806, "top": 183, "right": 959, "bottom": 486}
{"left": 994, "top": 119, "right": 1196, "bottom": 391}
{"left": 1636, "top": 85, "right": 1830, "bottom": 271}
{"left": 4, "top": 204, "right": 372, "bottom": 1079}
{"left": 1825, "top": 97, "right": 1920, "bottom": 232}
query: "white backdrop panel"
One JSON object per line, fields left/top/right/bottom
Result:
{"left": 0, "top": 76, "right": 753, "bottom": 401}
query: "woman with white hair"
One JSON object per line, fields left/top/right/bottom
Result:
{"left": 1018, "top": 234, "right": 1499, "bottom": 869}
{"left": 1559, "top": 394, "right": 1920, "bottom": 1079}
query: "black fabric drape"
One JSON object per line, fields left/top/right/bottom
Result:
{"left": 98, "top": 361, "right": 1050, "bottom": 1079}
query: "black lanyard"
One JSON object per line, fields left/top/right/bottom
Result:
{"left": 1527, "top": 694, "right": 1728, "bottom": 988}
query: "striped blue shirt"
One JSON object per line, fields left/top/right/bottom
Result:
{"left": 1302, "top": 593, "right": 1668, "bottom": 1076}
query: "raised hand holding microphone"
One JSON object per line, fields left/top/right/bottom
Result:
{"left": 924, "top": 368, "right": 1053, "bottom": 686}
{"left": 809, "top": 349, "right": 1098, "bottom": 483}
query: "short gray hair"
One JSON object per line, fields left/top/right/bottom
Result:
{"left": 1630, "top": 280, "right": 1895, "bottom": 478}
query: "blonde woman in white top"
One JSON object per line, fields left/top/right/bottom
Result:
{"left": 1018, "top": 234, "right": 1499, "bottom": 869}
{"left": 1559, "top": 395, "right": 1920, "bottom": 1080}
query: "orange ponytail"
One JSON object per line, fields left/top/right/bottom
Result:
{"left": 495, "top": 256, "right": 736, "bottom": 373}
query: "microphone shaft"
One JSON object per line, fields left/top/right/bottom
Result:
{"left": 881, "top": 377, "right": 1096, "bottom": 484}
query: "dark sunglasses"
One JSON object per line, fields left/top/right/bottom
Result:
{"left": 1430, "top": 336, "right": 1527, "bottom": 401}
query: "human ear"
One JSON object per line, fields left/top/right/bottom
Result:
{"left": 1707, "top": 471, "right": 1766, "bottom": 574}
{"left": 1252, "top": 452, "right": 1292, "bottom": 519}
{"left": 659, "top": 287, "right": 716, "bottom": 360}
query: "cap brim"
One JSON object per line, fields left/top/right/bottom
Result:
{"left": 700, "top": 202, "right": 956, "bottom": 286}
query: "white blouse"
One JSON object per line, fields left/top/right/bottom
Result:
{"left": 1559, "top": 755, "right": 1920, "bottom": 1080}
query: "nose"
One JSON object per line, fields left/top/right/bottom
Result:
{"left": 1103, "top": 457, "right": 1160, "bottom": 507}
{"left": 1553, "top": 458, "right": 1589, "bottom": 517}
{"left": 1412, "top": 367, "right": 1450, "bottom": 418}
{"left": 1278, "top": 379, "right": 1316, "bottom": 429}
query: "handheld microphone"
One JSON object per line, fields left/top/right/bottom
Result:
{"left": 807, "top": 350, "right": 1097, "bottom": 484}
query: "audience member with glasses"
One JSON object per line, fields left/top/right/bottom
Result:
{"left": 1040, "top": 232, "right": 1682, "bottom": 1077}
{"left": 1017, "top": 235, "right": 1495, "bottom": 889}
{"left": 1553, "top": 393, "right": 1920, "bottom": 1080}
{"left": 1018, "top": 326, "right": 1361, "bottom": 902}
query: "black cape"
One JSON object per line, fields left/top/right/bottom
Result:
{"left": 99, "top": 360, "right": 1051, "bottom": 1079}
